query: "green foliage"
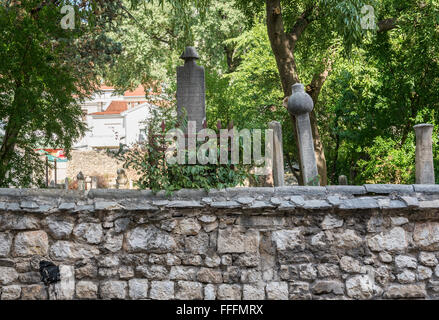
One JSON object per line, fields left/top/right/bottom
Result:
{"left": 110, "top": 107, "right": 253, "bottom": 193}
{"left": 0, "top": 1, "right": 127, "bottom": 187}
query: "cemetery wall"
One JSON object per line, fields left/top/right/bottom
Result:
{"left": 65, "top": 150, "right": 139, "bottom": 187}
{"left": 1, "top": 185, "right": 439, "bottom": 300}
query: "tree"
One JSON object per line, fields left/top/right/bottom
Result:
{"left": 0, "top": 1, "right": 125, "bottom": 187}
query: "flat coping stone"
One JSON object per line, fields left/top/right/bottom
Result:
{"left": 413, "top": 185, "right": 439, "bottom": 193}
{"left": 326, "top": 186, "right": 366, "bottom": 194}
{"left": 339, "top": 197, "right": 380, "bottom": 210}
{"left": 364, "top": 184, "right": 414, "bottom": 194}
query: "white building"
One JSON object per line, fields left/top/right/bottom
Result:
{"left": 74, "top": 85, "right": 162, "bottom": 149}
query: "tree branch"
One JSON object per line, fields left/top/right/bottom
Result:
{"left": 287, "top": 6, "right": 316, "bottom": 51}
{"left": 377, "top": 18, "right": 398, "bottom": 33}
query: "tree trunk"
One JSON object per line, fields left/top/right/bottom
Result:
{"left": 265, "top": 0, "right": 327, "bottom": 185}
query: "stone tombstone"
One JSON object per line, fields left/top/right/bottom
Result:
{"left": 268, "top": 121, "right": 285, "bottom": 187}
{"left": 414, "top": 124, "right": 435, "bottom": 184}
{"left": 339, "top": 175, "right": 348, "bottom": 185}
{"left": 77, "top": 172, "right": 85, "bottom": 191}
{"left": 116, "top": 168, "right": 128, "bottom": 189}
{"left": 64, "top": 178, "right": 69, "bottom": 190}
{"left": 287, "top": 83, "right": 319, "bottom": 186}
{"left": 177, "top": 46, "right": 206, "bottom": 134}
{"left": 91, "top": 176, "right": 98, "bottom": 189}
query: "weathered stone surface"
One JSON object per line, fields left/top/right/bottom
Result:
{"left": 103, "top": 233, "right": 123, "bottom": 253}
{"left": 395, "top": 255, "right": 417, "bottom": 269}
{"left": 312, "top": 280, "right": 344, "bottom": 295}
{"left": 76, "top": 281, "right": 98, "bottom": 299}
{"left": 75, "top": 262, "right": 97, "bottom": 279}
{"left": 367, "top": 227, "right": 408, "bottom": 252}
{"left": 150, "top": 281, "right": 174, "bottom": 300}
{"left": 170, "top": 266, "right": 198, "bottom": 281}
{"left": 126, "top": 225, "right": 176, "bottom": 253}
{"left": 119, "top": 266, "right": 134, "bottom": 279}
{"left": 128, "top": 279, "right": 148, "bottom": 299}
{"left": 317, "top": 264, "right": 340, "bottom": 278}
{"left": 204, "top": 284, "right": 216, "bottom": 300}
{"left": 100, "top": 281, "right": 127, "bottom": 299}
{"left": 397, "top": 270, "right": 416, "bottom": 284}
{"left": 185, "top": 233, "right": 209, "bottom": 254}
{"left": 175, "top": 281, "right": 203, "bottom": 300}
{"left": 21, "top": 284, "right": 47, "bottom": 300}
{"left": 289, "top": 281, "right": 311, "bottom": 300}
{"left": 418, "top": 252, "right": 438, "bottom": 266}
{"left": 417, "top": 266, "right": 432, "bottom": 280}
{"left": 413, "top": 223, "right": 439, "bottom": 251}
{"left": 272, "top": 228, "right": 304, "bottom": 251}
{"left": 266, "top": 281, "right": 289, "bottom": 300}
{"left": 383, "top": 284, "right": 426, "bottom": 299}
{"left": 0, "top": 214, "right": 40, "bottom": 230}
{"left": 391, "top": 217, "right": 409, "bottom": 226}
{"left": 217, "top": 228, "right": 259, "bottom": 253}
{"left": 345, "top": 275, "right": 376, "bottom": 299}
{"left": 321, "top": 215, "right": 343, "bottom": 230}
{"left": 339, "top": 198, "right": 379, "bottom": 210}
{"left": 14, "top": 231, "right": 48, "bottom": 257}
{"left": 0, "top": 232, "right": 12, "bottom": 257}
{"left": 379, "top": 252, "right": 393, "bottom": 263}
{"left": 243, "top": 283, "right": 265, "bottom": 300}
{"left": 0, "top": 266, "right": 18, "bottom": 285}
{"left": 1, "top": 285, "right": 21, "bottom": 300}
{"left": 18, "top": 272, "right": 41, "bottom": 284}
{"left": 136, "top": 265, "right": 168, "bottom": 280}
{"left": 50, "top": 241, "right": 99, "bottom": 260}
{"left": 175, "top": 218, "right": 201, "bottom": 235}
{"left": 98, "top": 255, "right": 119, "bottom": 268}
{"left": 217, "top": 284, "right": 241, "bottom": 300}
{"left": 73, "top": 223, "right": 103, "bottom": 244}
{"left": 327, "top": 229, "right": 363, "bottom": 249}
{"left": 45, "top": 216, "right": 74, "bottom": 239}
{"left": 298, "top": 264, "right": 317, "bottom": 280}
{"left": 197, "top": 268, "right": 222, "bottom": 283}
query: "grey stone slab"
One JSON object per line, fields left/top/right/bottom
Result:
{"left": 6, "top": 203, "right": 20, "bottom": 211}
{"left": 20, "top": 201, "right": 39, "bottom": 209}
{"left": 210, "top": 201, "right": 241, "bottom": 209}
{"left": 290, "top": 196, "right": 305, "bottom": 206}
{"left": 249, "top": 201, "right": 274, "bottom": 209}
{"left": 378, "top": 199, "right": 408, "bottom": 209}
{"left": 58, "top": 203, "right": 76, "bottom": 210}
{"left": 364, "top": 184, "right": 414, "bottom": 194}
{"left": 303, "top": 200, "right": 331, "bottom": 210}
{"left": 173, "top": 189, "right": 207, "bottom": 200}
{"left": 0, "top": 202, "right": 6, "bottom": 210}
{"left": 226, "top": 187, "right": 274, "bottom": 198}
{"left": 327, "top": 196, "right": 341, "bottom": 206}
{"left": 326, "top": 186, "right": 367, "bottom": 195}
{"left": 166, "top": 201, "right": 203, "bottom": 208}
{"left": 398, "top": 196, "right": 420, "bottom": 208}
{"left": 94, "top": 201, "right": 121, "bottom": 210}
{"left": 419, "top": 200, "right": 439, "bottom": 209}
{"left": 413, "top": 185, "right": 439, "bottom": 193}
{"left": 236, "top": 197, "right": 254, "bottom": 205}
{"left": 275, "top": 186, "right": 326, "bottom": 196}
{"left": 414, "top": 124, "right": 435, "bottom": 184}
{"left": 339, "top": 198, "right": 380, "bottom": 210}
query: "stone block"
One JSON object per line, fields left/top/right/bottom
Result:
{"left": 175, "top": 281, "right": 203, "bottom": 300}
{"left": 128, "top": 279, "right": 148, "bottom": 299}
{"left": 14, "top": 231, "right": 48, "bottom": 257}
{"left": 150, "top": 281, "right": 174, "bottom": 300}
{"left": 217, "top": 284, "right": 241, "bottom": 300}
{"left": 100, "top": 281, "right": 127, "bottom": 299}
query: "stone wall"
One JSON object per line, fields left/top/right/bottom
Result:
{"left": 66, "top": 150, "right": 139, "bottom": 187}
{"left": 1, "top": 185, "right": 439, "bottom": 300}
